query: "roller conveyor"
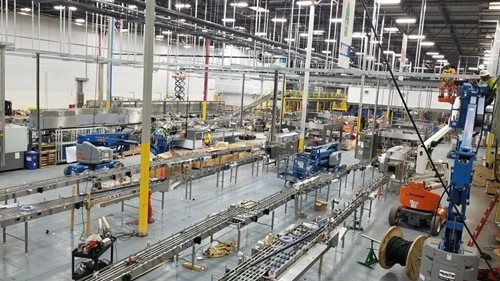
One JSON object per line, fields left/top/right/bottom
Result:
{"left": 82, "top": 160, "right": 379, "bottom": 281}
{"left": 0, "top": 154, "right": 264, "bottom": 228}
{"left": 219, "top": 173, "right": 392, "bottom": 281}
{"left": 0, "top": 146, "right": 254, "bottom": 201}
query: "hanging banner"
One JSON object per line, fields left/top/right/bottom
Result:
{"left": 399, "top": 34, "right": 408, "bottom": 80}
{"left": 338, "top": 0, "right": 356, "bottom": 69}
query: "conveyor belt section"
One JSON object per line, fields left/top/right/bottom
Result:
{"left": 0, "top": 146, "right": 255, "bottom": 201}
{"left": 0, "top": 154, "right": 263, "bottom": 228}
{"left": 82, "top": 161, "right": 375, "bottom": 281}
{"left": 220, "top": 173, "right": 391, "bottom": 281}
{"left": 220, "top": 223, "right": 323, "bottom": 281}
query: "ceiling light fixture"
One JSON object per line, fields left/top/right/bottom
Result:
{"left": 174, "top": 4, "right": 191, "bottom": 9}
{"left": 222, "top": 18, "right": 236, "bottom": 23}
{"left": 383, "top": 50, "right": 395, "bottom": 55}
{"left": 249, "top": 6, "right": 268, "bottom": 12}
{"left": 394, "top": 53, "right": 402, "bottom": 57}
{"left": 284, "top": 38, "right": 295, "bottom": 42}
{"left": 324, "top": 39, "right": 337, "bottom": 43}
{"left": 436, "top": 59, "right": 448, "bottom": 63}
{"left": 376, "top": 0, "right": 401, "bottom": 4}
{"left": 20, "top": 7, "right": 31, "bottom": 12}
{"left": 355, "top": 52, "right": 364, "bottom": 55}
{"left": 296, "top": 0, "right": 313, "bottom": 6}
{"left": 155, "top": 35, "right": 165, "bottom": 39}
{"left": 489, "top": 2, "right": 500, "bottom": 9}
{"left": 330, "top": 18, "right": 342, "bottom": 23}
{"left": 230, "top": 2, "right": 248, "bottom": 7}
{"left": 384, "top": 27, "right": 399, "bottom": 32}
{"left": 128, "top": 4, "right": 138, "bottom": 9}
{"left": 408, "top": 34, "right": 425, "bottom": 40}
{"left": 352, "top": 32, "right": 367, "bottom": 38}
{"left": 426, "top": 52, "right": 439, "bottom": 56}
{"left": 395, "top": 18, "right": 416, "bottom": 24}
{"left": 432, "top": 55, "right": 445, "bottom": 59}
{"left": 68, "top": 6, "right": 77, "bottom": 11}
{"left": 183, "top": 45, "right": 192, "bottom": 48}
{"left": 162, "top": 30, "right": 172, "bottom": 35}
{"left": 299, "top": 33, "right": 308, "bottom": 37}
{"left": 370, "top": 40, "right": 382, "bottom": 44}
{"left": 120, "top": 28, "right": 129, "bottom": 33}
{"left": 468, "top": 67, "right": 478, "bottom": 71}
{"left": 255, "top": 32, "right": 267, "bottom": 36}
{"left": 271, "top": 18, "right": 287, "bottom": 23}
{"left": 321, "top": 50, "right": 332, "bottom": 54}
{"left": 313, "top": 30, "right": 324, "bottom": 35}
{"left": 75, "top": 18, "right": 85, "bottom": 23}
{"left": 420, "top": 41, "right": 434, "bottom": 46}
{"left": 54, "top": 5, "right": 65, "bottom": 10}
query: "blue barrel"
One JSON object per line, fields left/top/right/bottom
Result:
{"left": 25, "top": 151, "right": 39, "bottom": 170}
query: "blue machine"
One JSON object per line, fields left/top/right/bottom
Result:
{"left": 278, "top": 142, "right": 341, "bottom": 182}
{"left": 444, "top": 83, "right": 490, "bottom": 253}
{"left": 77, "top": 133, "right": 139, "bottom": 154}
{"left": 64, "top": 132, "right": 138, "bottom": 176}
{"left": 151, "top": 128, "right": 175, "bottom": 155}
{"left": 420, "top": 83, "right": 491, "bottom": 280}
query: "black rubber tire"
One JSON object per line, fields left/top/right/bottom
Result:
{"left": 430, "top": 216, "right": 442, "bottom": 236}
{"left": 64, "top": 166, "right": 72, "bottom": 176}
{"left": 113, "top": 162, "right": 124, "bottom": 169}
{"left": 388, "top": 206, "right": 400, "bottom": 226}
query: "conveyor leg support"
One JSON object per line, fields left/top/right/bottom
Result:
{"left": 24, "top": 221, "right": 28, "bottom": 256}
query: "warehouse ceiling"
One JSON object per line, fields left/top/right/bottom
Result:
{"left": 9, "top": 0, "right": 500, "bottom": 72}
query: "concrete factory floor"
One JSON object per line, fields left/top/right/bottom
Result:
{"left": 0, "top": 144, "right": 498, "bottom": 281}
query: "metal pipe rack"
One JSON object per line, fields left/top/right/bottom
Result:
{"left": 80, "top": 160, "right": 379, "bottom": 281}
{"left": 219, "top": 173, "right": 392, "bottom": 281}
{"left": 0, "top": 146, "right": 255, "bottom": 202}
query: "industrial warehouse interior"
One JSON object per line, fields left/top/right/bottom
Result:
{"left": 1, "top": 0, "right": 500, "bottom": 280}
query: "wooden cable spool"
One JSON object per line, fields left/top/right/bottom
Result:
{"left": 378, "top": 226, "right": 427, "bottom": 281}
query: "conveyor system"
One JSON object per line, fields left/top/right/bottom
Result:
{"left": 220, "top": 173, "right": 392, "bottom": 281}
{"left": 81, "top": 160, "right": 380, "bottom": 281}
{"left": 0, "top": 146, "right": 254, "bottom": 201}
{"left": 0, "top": 153, "right": 264, "bottom": 229}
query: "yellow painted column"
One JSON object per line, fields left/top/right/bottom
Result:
{"left": 201, "top": 101, "right": 207, "bottom": 121}
{"left": 138, "top": 142, "right": 151, "bottom": 236}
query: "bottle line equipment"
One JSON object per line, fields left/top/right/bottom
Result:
{"left": 278, "top": 142, "right": 341, "bottom": 183}
{"left": 0, "top": 145, "right": 255, "bottom": 202}
{"left": 80, "top": 160, "right": 380, "bottom": 281}
{"left": 219, "top": 173, "right": 392, "bottom": 281}
{"left": 0, "top": 153, "right": 265, "bottom": 254}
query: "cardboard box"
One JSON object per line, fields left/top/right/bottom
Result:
{"left": 485, "top": 180, "right": 500, "bottom": 195}
{"left": 314, "top": 199, "right": 328, "bottom": 212}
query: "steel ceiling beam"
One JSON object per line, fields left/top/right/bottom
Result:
{"left": 438, "top": 3, "right": 464, "bottom": 56}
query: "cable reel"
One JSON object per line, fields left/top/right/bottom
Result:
{"left": 379, "top": 226, "right": 427, "bottom": 281}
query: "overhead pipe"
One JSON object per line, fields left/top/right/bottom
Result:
{"left": 113, "top": 0, "right": 328, "bottom": 61}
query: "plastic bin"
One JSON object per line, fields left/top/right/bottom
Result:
{"left": 25, "top": 151, "right": 39, "bottom": 170}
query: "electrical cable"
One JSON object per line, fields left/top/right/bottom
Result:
{"left": 358, "top": 0, "right": 496, "bottom": 276}
{"left": 385, "top": 236, "right": 412, "bottom": 266}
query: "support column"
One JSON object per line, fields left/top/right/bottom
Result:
{"left": 0, "top": 43, "right": 5, "bottom": 167}
{"left": 138, "top": 0, "right": 155, "bottom": 237}
{"left": 106, "top": 17, "right": 114, "bottom": 108}
{"left": 202, "top": 39, "right": 210, "bottom": 121}
{"left": 270, "top": 70, "right": 279, "bottom": 142}
{"left": 240, "top": 73, "right": 245, "bottom": 127}
{"left": 298, "top": 4, "right": 315, "bottom": 152}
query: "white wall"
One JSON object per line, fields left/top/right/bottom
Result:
{"left": 1, "top": 11, "right": 267, "bottom": 109}
{"left": 347, "top": 86, "right": 451, "bottom": 110}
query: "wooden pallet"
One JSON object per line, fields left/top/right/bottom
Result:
{"left": 40, "top": 144, "right": 57, "bottom": 168}
{"left": 121, "top": 146, "right": 141, "bottom": 157}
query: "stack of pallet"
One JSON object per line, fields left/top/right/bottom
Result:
{"left": 39, "top": 144, "right": 57, "bottom": 168}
